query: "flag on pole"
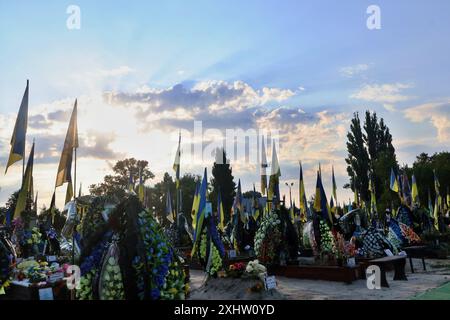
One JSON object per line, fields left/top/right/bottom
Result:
{"left": 252, "top": 183, "right": 260, "bottom": 221}
{"left": 234, "top": 179, "right": 244, "bottom": 222}
{"left": 217, "top": 187, "right": 225, "bottom": 231}
{"left": 268, "top": 142, "right": 281, "bottom": 208}
{"left": 290, "top": 199, "right": 296, "bottom": 224}
{"left": 402, "top": 174, "right": 412, "bottom": 207}
{"left": 49, "top": 191, "right": 56, "bottom": 225}
{"left": 390, "top": 168, "right": 399, "bottom": 193}
{"left": 433, "top": 196, "right": 439, "bottom": 231}
{"left": 55, "top": 100, "right": 78, "bottom": 188}
{"left": 299, "top": 161, "right": 308, "bottom": 221}
{"left": 191, "top": 168, "right": 208, "bottom": 256}
{"left": 138, "top": 167, "right": 145, "bottom": 203}
{"left": 34, "top": 191, "right": 38, "bottom": 212}
{"left": 411, "top": 174, "right": 419, "bottom": 205}
{"left": 165, "top": 187, "right": 174, "bottom": 223}
{"left": 13, "top": 141, "right": 34, "bottom": 219}
{"left": 260, "top": 136, "right": 268, "bottom": 195}
{"left": 5, "top": 80, "right": 29, "bottom": 174}
{"left": 191, "top": 181, "right": 200, "bottom": 231}
{"left": 65, "top": 180, "right": 73, "bottom": 205}
{"left": 313, "top": 170, "right": 332, "bottom": 224}
{"left": 332, "top": 165, "right": 337, "bottom": 205}
{"left": 428, "top": 188, "right": 433, "bottom": 217}
{"left": 173, "top": 133, "right": 181, "bottom": 189}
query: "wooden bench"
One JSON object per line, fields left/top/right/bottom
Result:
{"left": 403, "top": 246, "right": 427, "bottom": 273}
{"left": 370, "top": 256, "right": 407, "bottom": 288}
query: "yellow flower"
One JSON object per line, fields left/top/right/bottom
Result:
{"left": 168, "top": 288, "right": 178, "bottom": 295}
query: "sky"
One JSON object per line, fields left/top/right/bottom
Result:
{"left": 0, "top": 0, "right": 449, "bottom": 209}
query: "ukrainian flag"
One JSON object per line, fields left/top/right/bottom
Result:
{"left": 14, "top": 141, "right": 34, "bottom": 219}
{"left": 5, "top": 80, "right": 29, "bottom": 174}
{"left": 217, "top": 187, "right": 225, "bottom": 231}
{"left": 390, "top": 168, "right": 399, "bottom": 193}
{"left": 191, "top": 168, "right": 208, "bottom": 256}
{"left": 313, "top": 170, "right": 332, "bottom": 224}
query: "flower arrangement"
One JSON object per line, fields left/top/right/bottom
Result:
{"left": 0, "top": 240, "right": 12, "bottom": 294}
{"left": 98, "top": 241, "right": 125, "bottom": 300}
{"left": 318, "top": 219, "right": 335, "bottom": 254}
{"left": 135, "top": 210, "right": 185, "bottom": 300}
{"left": 344, "top": 236, "right": 357, "bottom": 258}
{"left": 199, "top": 230, "right": 223, "bottom": 277}
{"left": 77, "top": 232, "right": 111, "bottom": 300}
{"left": 254, "top": 212, "right": 282, "bottom": 264}
{"left": 245, "top": 259, "right": 267, "bottom": 280}
{"left": 227, "top": 262, "right": 246, "bottom": 278}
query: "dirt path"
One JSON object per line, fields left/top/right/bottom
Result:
{"left": 188, "top": 258, "right": 450, "bottom": 300}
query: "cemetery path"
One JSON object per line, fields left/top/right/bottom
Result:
{"left": 188, "top": 258, "right": 450, "bottom": 300}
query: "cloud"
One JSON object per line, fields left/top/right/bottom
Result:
{"left": 104, "top": 80, "right": 299, "bottom": 131}
{"left": 404, "top": 100, "right": 450, "bottom": 143}
{"left": 340, "top": 64, "right": 370, "bottom": 77}
{"left": 47, "top": 109, "right": 72, "bottom": 122}
{"left": 350, "top": 83, "right": 413, "bottom": 111}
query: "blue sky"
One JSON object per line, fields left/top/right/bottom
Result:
{"left": 0, "top": 1, "right": 449, "bottom": 208}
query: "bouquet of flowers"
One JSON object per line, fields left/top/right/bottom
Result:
{"left": 199, "top": 230, "right": 223, "bottom": 277}
{"left": 319, "top": 219, "right": 335, "bottom": 255}
{"left": 0, "top": 240, "right": 12, "bottom": 294}
{"left": 254, "top": 212, "right": 282, "bottom": 264}
{"left": 227, "top": 262, "right": 246, "bottom": 278}
{"left": 245, "top": 259, "right": 266, "bottom": 280}
{"left": 135, "top": 210, "right": 185, "bottom": 300}
{"left": 98, "top": 241, "right": 125, "bottom": 300}
{"left": 77, "top": 232, "right": 111, "bottom": 300}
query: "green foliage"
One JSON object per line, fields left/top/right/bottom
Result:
{"left": 403, "top": 152, "right": 450, "bottom": 206}
{"left": 148, "top": 172, "right": 199, "bottom": 223}
{"left": 346, "top": 111, "right": 398, "bottom": 207}
{"left": 89, "top": 158, "right": 154, "bottom": 198}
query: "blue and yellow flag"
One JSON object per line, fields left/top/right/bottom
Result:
{"left": 390, "top": 168, "right": 399, "bottom": 193}
{"left": 411, "top": 174, "right": 419, "bottom": 205}
{"left": 191, "top": 168, "right": 208, "bottom": 256}
{"left": 13, "top": 141, "right": 34, "bottom": 219}
{"left": 138, "top": 167, "right": 145, "bottom": 203}
{"left": 299, "top": 161, "right": 308, "bottom": 221}
{"left": 217, "top": 187, "right": 225, "bottom": 231}
{"left": 252, "top": 183, "right": 260, "bottom": 221}
{"left": 65, "top": 179, "right": 73, "bottom": 205}
{"left": 55, "top": 100, "right": 78, "bottom": 188}
{"left": 313, "top": 170, "right": 332, "bottom": 224}
{"left": 6, "top": 80, "right": 29, "bottom": 174}
{"left": 191, "top": 181, "right": 200, "bottom": 231}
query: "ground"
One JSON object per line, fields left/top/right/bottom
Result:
{"left": 188, "top": 258, "right": 450, "bottom": 300}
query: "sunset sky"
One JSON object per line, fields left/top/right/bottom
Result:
{"left": 1, "top": 0, "right": 449, "bottom": 209}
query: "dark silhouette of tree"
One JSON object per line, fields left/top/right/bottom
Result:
{"left": 210, "top": 148, "right": 236, "bottom": 224}
{"left": 89, "top": 158, "right": 154, "bottom": 198}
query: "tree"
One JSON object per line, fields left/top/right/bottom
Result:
{"left": 345, "top": 112, "right": 370, "bottom": 201}
{"left": 346, "top": 111, "right": 398, "bottom": 210}
{"left": 243, "top": 190, "right": 262, "bottom": 199}
{"left": 210, "top": 148, "right": 236, "bottom": 223}
{"left": 147, "top": 172, "right": 199, "bottom": 224}
{"left": 404, "top": 152, "right": 450, "bottom": 206}
{"left": 89, "top": 158, "right": 154, "bottom": 198}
